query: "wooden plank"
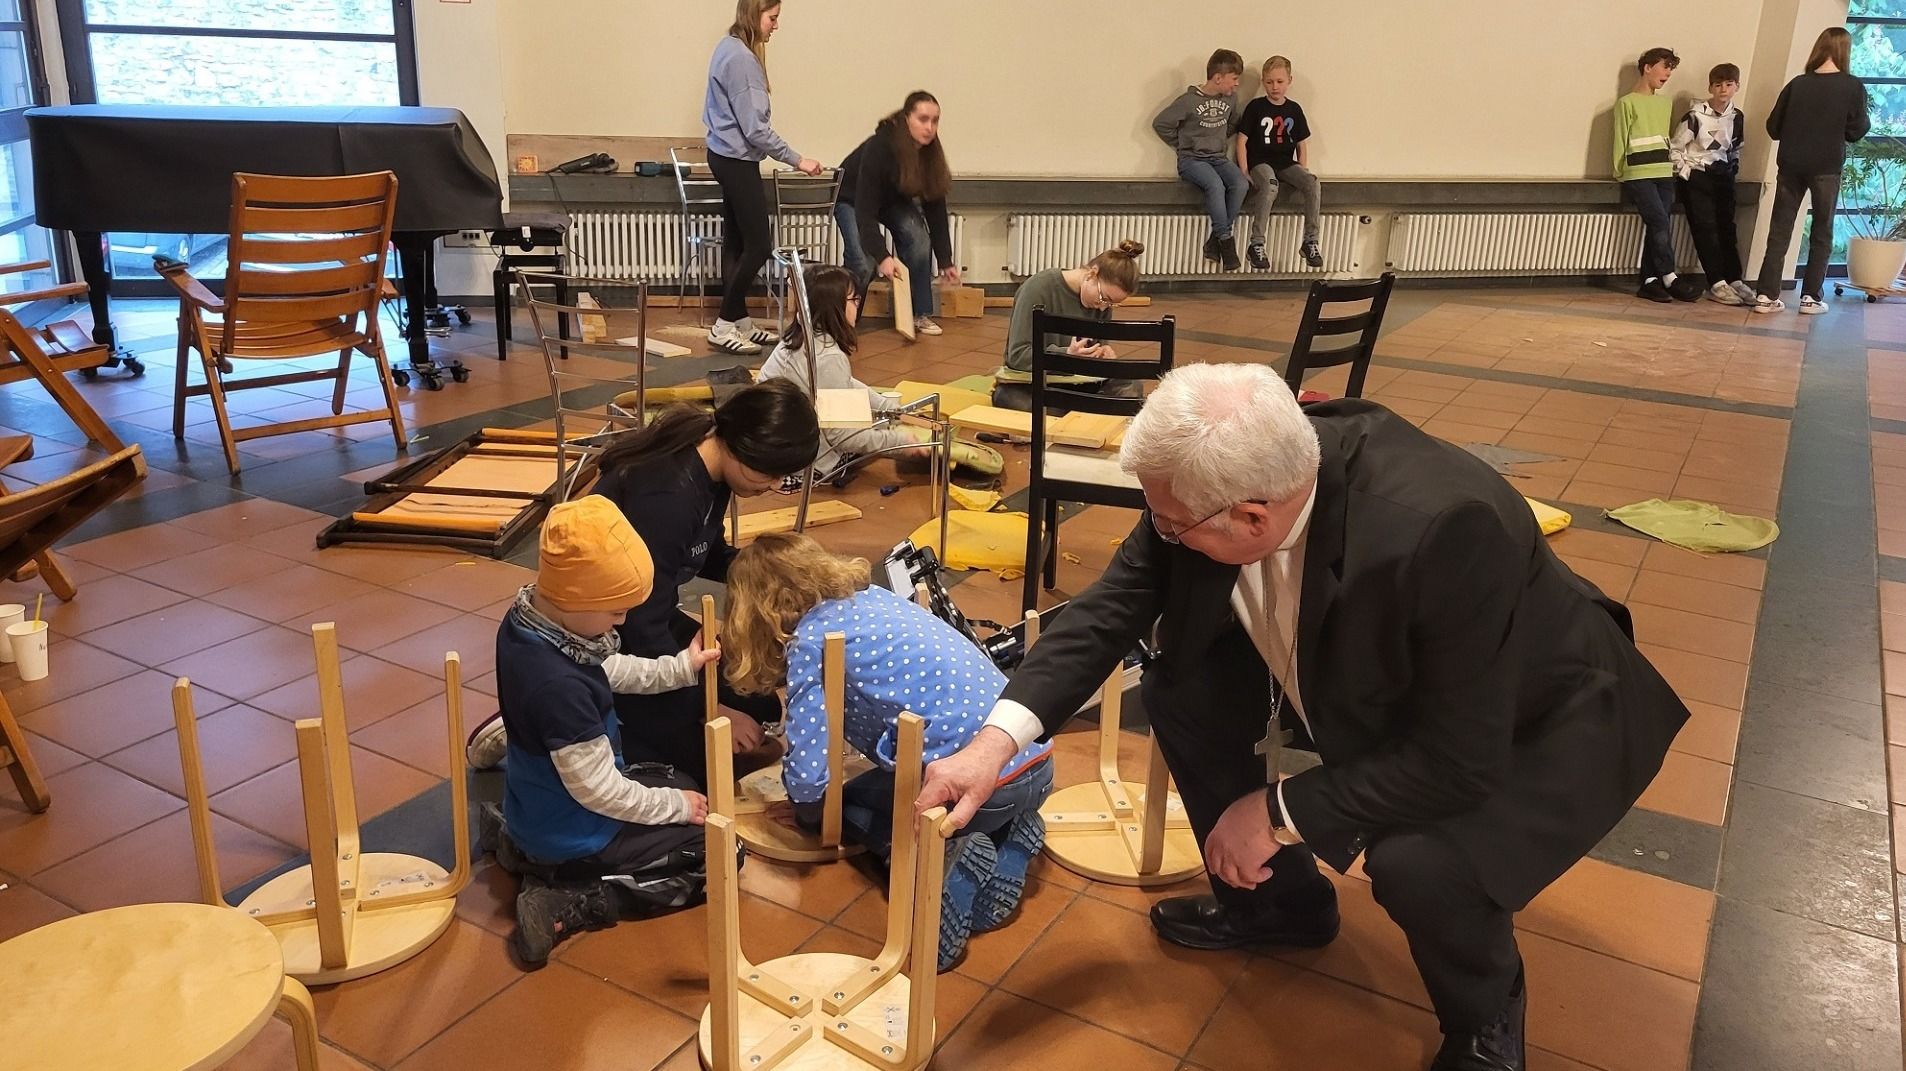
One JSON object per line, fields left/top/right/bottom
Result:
{"left": 614, "top": 334, "right": 693, "bottom": 359}
{"left": 813, "top": 388, "right": 873, "bottom": 429}
{"left": 891, "top": 262, "right": 915, "bottom": 340}
{"left": 893, "top": 379, "right": 991, "bottom": 418}
{"left": 722, "top": 500, "right": 861, "bottom": 541}
{"left": 1049, "top": 411, "right": 1131, "bottom": 450}
{"left": 820, "top": 633, "right": 846, "bottom": 849}
{"left": 949, "top": 405, "right": 1118, "bottom": 449}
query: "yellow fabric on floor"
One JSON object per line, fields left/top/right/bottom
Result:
{"left": 1525, "top": 497, "right": 1572, "bottom": 535}
{"left": 1605, "top": 498, "right": 1779, "bottom": 552}
{"left": 948, "top": 485, "right": 1002, "bottom": 512}
{"left": 909, "top": 510, "right": 1027, "bottom": 573}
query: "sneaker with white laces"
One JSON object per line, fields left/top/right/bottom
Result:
{"left": 1799, "top": 295, "right": 1827, "bottom": 315}
{"left": 1707, "top": 281, "right": 1744, "bottom": 305}
{"left": 1729, "top": 280, "right": 1759, "bottom": 306}
{"left": 1751, "top": 295, "right": 1785, "bottom": 314}
{"left": 913, "top": 317, "right": 943, "bottom": 336}
{"left": 466, "top": 710, "right": 507, "bottom": 770}
{"left": 707, "top": 324, "right": 762, "bottom": 356}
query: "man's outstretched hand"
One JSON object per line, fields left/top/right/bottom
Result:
{"left": 915, "top": 725, "right": 1021, "bottom": 829}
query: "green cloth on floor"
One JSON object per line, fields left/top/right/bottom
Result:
{"left": 1605, "top": 499, "right": 1779, "bottom": 553}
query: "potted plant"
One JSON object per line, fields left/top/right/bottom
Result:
{"left": 1842, "top": 137, "right": 1906, "bottom": 291}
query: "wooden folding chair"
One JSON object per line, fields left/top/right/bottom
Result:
{"left": 0, "top": 443, "right": 144, "bottom": 603}
{"left": 159, "top": 172, "right": 408, "bottom": 473}
{"left": 0, "top": 689, "right": 47, "bottom": 812}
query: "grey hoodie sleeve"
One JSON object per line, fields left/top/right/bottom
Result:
{"left": 1152, "top": 91, "right": 1192, "bottom": 150}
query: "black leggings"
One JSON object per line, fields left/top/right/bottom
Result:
{"left": 615, "top": 609, "right": 782, "bottom": 788}
{"left": 708, "top": 148, "right": 774, "bottom": 324}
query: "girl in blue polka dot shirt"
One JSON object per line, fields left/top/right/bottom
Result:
{"left": 725, "top": 532, "right": 1053, "bottom": 968}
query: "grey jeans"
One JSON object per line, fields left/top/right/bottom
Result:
{"left": 1244, "top": 162, "right": 1322, "bottom": 245}
{"left": 1754, "top": 169, "right": 1841, "bottom": 302}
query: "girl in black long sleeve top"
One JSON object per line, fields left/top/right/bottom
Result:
{"left": 589, "top": 380, "right": 821, "bottom": 785}
{"left": 835, "top": 91, "right": 961, "bottom": 335}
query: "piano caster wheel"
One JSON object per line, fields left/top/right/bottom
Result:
{"left": 454, "top": 308, "right": 472, "bottom": 326}
{"left": 449, "top": 364, "right": 470, "bottom": 384}
{"left": 81, "top": 367, "right": 97, "bottom": 381}
{"left": 420, "top": 371, "right": 445, "bottom": 391}
{"left": 391, "top": 368, "right": 412, "bottom": 389}
{"left": 121, "top": 357, "right": 145, "bottom": 377}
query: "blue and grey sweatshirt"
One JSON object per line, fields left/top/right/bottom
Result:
{"left": 703, "top": 35, "right": 801, "bottom": 166}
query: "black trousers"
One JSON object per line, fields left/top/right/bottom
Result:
{"left": 1755, "top": 169, "right": 1842, "bottom": 301}
{"left": 615, "top": 610, "right": 782, "bottom": 789}
{"left": 1679, "top": 169, "right": 1743, "bottom": 284}
{"left": 1151, "top": 696, "right": 1522, "bottom": 1032}
{"left": 707, "top": 148, "right": 775, "bottom": 324}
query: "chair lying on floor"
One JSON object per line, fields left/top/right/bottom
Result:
{"left": 0, "top": 442, "right": 145, "bottom": 602}
{"left": 158, "top": 171, "right": 409, "bottom": 474}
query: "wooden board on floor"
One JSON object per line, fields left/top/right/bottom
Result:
{"left": 723, "top": 500, "right": 863, "bottom": 541}
{"left": 894, "top": 380, "right": 992, "bottom": 418}
{"left": 615, "top": 334, "right": 693, "bottom": 359}
{"left": 949, "top": 405, "right": 1128, "bottom": 449}
{"left": 892, "top": 262, "right": 916, "bottom": 340}
{"left": 814, "top": 388, "right": 874, "bottom": 430}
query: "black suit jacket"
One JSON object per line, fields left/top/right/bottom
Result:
{"left": 1001, "top": 400, "right": 1689, "bottom": 908}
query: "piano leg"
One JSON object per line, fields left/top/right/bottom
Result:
{"left": 72, "top": 231, "right": 116, "bottom": 350}
{"left": 392, "top": 233, "right": 432, "bottom": 369}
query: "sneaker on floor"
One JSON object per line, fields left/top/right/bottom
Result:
{"left": 741, "top": 323, "right": 779, "bottom": 346}
{"left": 1219, "top": 234, "right": 1241, "bottom": 272}
{"left": 913, "top": 316, "right": 944, "bottom": 336}
{"left": 466, "top": 711, "right": 506, "bottom": 770}
{"left": 939, "top": 832, "right": 998, "bottom": 972}
{"left": 509, "top": 877, "right": 617, "bottom": 970}
{"left": 1799, "top": 295, "right": 1828, "bottom": 315}
{"left": 1300, "top": 240, "right": 1324, "bottom": 269}
{"left": 707, "top": 325, "right": 763, "bottom": 356}
{"left": 974, "top": 811, "right": 1045, "bottom": 932}
{"left": 1247, "top": 243, "right": 1270, "bottom": 270}
{"left": 1636, "top": 279, "right": 1673, "bottom": 304}
{"left": 1705, "top": 280, "right": 1743, "bottom": 305}
{"left": 1668, "top": 276, "right": 1705, "bottom": 302}
{"left": 1751, "top": 295, "right": 1785, "bottom": 314}
{"left": 1729, "top": 280, "right": 1759, "bottom": 305}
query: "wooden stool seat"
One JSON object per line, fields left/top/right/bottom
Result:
{"left": 0, "top": 902, "right": 321, "bottom": 1070}
{"left": 696, "top": 952, "right": 930, "bottom": 1071}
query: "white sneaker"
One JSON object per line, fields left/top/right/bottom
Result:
{"left": 707, "top": 324, "right": 762, "bottom": 355}
{"left": 466, "top": 711, "right": 507, "bottom": 770}
{"left": 913, "top": 317, "right": 944, "bottom": 336}
{"left": 1799, "top": 295, "right": 1827, "bottom": 315}
{"left": 1751, "top": 295, "right": 1785, "bottom": 315}
{"left": 1707, "top": 281, "right": 1743, "bottom": 306}
{"left": 1729, "top": 281, "right": 1759, "bottom": 306}
{"left": 738, "top": 320, "right": 779, "bottom": 346}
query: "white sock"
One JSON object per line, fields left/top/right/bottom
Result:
{"left": 1662, "top": 272, "right": 1678, "bottom": 286}
{"left": 736, "top": 316, "right": 756, "bottom": 333}
{"left": 1644, "top": 277, "right": 1660, "bottom": 285}
{"left": 713, "top": 317, "right": 739, "bottom": 333}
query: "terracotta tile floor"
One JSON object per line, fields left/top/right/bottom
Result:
{"left": 0, "top": 286, "right": 1891, "bottom": 1069}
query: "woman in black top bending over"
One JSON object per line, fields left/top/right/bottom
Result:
{"left": 590, "top": 379, "right": 821, "bottom": 785}
{"left": 836, "top": 90, "right": 962, "bottom": 337}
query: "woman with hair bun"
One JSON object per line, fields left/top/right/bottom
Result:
{"left": 992, "top": 239, "right": 1146, "bottom": 411}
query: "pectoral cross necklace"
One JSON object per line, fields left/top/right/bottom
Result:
{"left": 1252, "top": 565, "right": 1300, "bottom": 782}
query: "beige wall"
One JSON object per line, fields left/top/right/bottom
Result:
{"left": 493, "top": 0, "right": 1770, "bottom": 180}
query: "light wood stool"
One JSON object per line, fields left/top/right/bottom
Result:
{"left": 172, "top": 622, "right": 471, "bottom": 984}
{"left": 0, "top": 902, "right": 322, "bottom": 1070}
{"left": 730, "top": 632, "right": 869, "bottom": 863}
{"left": 698, "top": 714, "right": 948, "bottom": 1070}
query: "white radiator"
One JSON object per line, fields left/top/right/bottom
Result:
{"left": 566, "top": 210, "right": 964, "bottom": 283}
{"left": 1008, "top": 212, "right": 1357, "bottom": 278}
{"left": 1386, "top": 212, "right": 1700, "bottom": 276}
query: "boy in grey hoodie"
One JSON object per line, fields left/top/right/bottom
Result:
{"left": 1153, "top": 49, "right": 1246, "bottom": 270}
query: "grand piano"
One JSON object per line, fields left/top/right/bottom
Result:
{"left": 24, "top": 104, "right": 504, "bottom": 371}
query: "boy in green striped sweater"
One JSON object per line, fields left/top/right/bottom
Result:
{"left": 1616, "top": 47, "right": 1701, "bottom": 303}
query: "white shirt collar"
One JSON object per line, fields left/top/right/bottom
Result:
{"left": 1278, "top": 481, "right": 1318, "bottom": 554}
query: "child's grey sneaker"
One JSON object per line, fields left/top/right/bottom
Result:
{"left": 1729, "top": 281, "right": 1759, "bottom": 306}
{"left": 1799, "top": 295, "right": 1828, "bottom": 315}
{"left": 1706, "top": 281, "right": 1743, "bottom": 306}
{"left": 1751, "top": 295, "right": 1784, "bottom": 315}
{"left": 466, "top": 711, "right": 507, "bottom": 770}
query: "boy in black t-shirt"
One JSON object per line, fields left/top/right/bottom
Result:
{"left": 1236, "top": 55, "right": 1324, "bottom": 269}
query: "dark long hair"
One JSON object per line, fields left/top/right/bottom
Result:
{"left": 1806, "top": 27, "right": 1851, "bottom": 73}
{"left": 783, "top": 264, "right": 858, "bottom": 357}
{"left": 887, "top": 91, "right": 951, "bottom": 203}
{"left": 596, "top": 378, "right": 819, "bottom": 479}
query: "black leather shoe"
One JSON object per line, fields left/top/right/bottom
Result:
{"left": 1149, "top": 893, "right": 1339, "bottom": 951}
{"left": 1429, "top": 964, "right": 1526, "bottom": 1070}
{"left": 1636, "top": 279, "right": 1674, "bottom": 303}
{"left": 1668, "top": 276, "right": 1706, "bottom": 302}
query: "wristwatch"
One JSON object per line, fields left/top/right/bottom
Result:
{"left": 1264, "top": 784, "right": 1302, "bottom": 846}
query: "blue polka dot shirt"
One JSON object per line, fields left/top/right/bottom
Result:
{"left": 782, "top": 585, "right": 1051, "bottom": 804}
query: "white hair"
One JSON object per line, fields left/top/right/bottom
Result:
{"left": 1119, "top": 363, "right": 1321, "bottom": 515}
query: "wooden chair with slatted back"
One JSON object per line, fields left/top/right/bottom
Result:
{"left": 0, "top": 263, "right": 122, "bottom": 450}
{"left": 158, "top": 172, "right": 408, "bottom": 473}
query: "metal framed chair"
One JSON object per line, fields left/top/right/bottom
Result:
{"left": 516, "top": 270, "right": 653, "bottom": 498}
{"left": 671, "top": 146, "right": 725, "bottom": 328}
{"left": 1283, "top": 271, "right": 1397, "bottom": 399}
{"left": 1022, "top": 308, "right": 1175, "bottom": 613}
{"left": 768, "top": 168, "right": 842, "bottom": 331}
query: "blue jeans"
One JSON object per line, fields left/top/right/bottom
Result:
{"left": 834, "top": 200, "right": 936, "bottom": 317}
{"left": 832, "top": 754, "right": 1055, "bottom": 861}
{"left": 1624, "top": 178, "right": 1677, "bottom": 282}
{"left": 1177, "top": 156, "right": 1248, "bottom": 238}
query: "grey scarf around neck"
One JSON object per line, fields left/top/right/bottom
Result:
{"left": 510, "top": 585, "right": 622, "bottom": 666}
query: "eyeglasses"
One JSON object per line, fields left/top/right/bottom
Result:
{"left": 1150, "top": 499, "right": 1267, "bottom": 544}
{"left": 1085, "top": 276, "right": 1122, "bottom": 310}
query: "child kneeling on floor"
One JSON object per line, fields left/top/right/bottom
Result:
{"left": 723, "top": 532, "right": 1054, "bottom": 970}
{"left": 488, "top": 495, "right": 723, "bottom": 969}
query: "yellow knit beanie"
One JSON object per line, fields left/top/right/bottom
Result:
{"left": 537, "top": 495, "right": 654, "bottom": 612}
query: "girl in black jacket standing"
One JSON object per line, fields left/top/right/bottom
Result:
{"left": 836, "top": 91, "right": 962, "bottom": 337}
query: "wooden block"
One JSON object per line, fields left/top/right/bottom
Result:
{"left": 575, "top": 292, "right": 607, "bottom": 343}
{"left": 814, "top": 388, "right": 874, "bottom": 430}
{"left": 949, "top": 405, "right": 1115, "bottom": 449}
{"left": 892, "top": 263, "right": 915, "bottom": 339}
{"left": 893, "top": 379, "right": 992, "bottom": 418}
{"left": 615, "top": 334, "right": 693, "bottom": 359}
{"left": 937, "top": 285, "right": 986, "bottom": 318}
{"left": 1118, "top": 296, "right": 1152, "bottom": 307}
{"left": 949, "top": 404, "right": 1032, "bottom": 438}
{"left": 862, "top": 282, "right": 892, "bottom": 318}
{"left": 984, "top": 295, "right": 1015, "bottom": 308}
{"left": 1048, "top": 411, "right": 1131, "bottom": 450}
{"left": 723, "top": 500, "right": 862, "bottom": 541}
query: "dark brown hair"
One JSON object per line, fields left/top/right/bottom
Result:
{"left": 1088, "top": 239, "right": 1145, "bottom": 294}
{"left": 1806, "top": 27, "right": 1851, "bottom": 73}
{"left": 886, "top": 90, "right": 952, "bottom": 203}
{"left": 1709, "top": 63, "right": 1740, "bottom": 85}
{"left": 783, "top": 264, "right": 858, "bottom": 358}
{"left": 1207, "top": 49, "right": 1243, "bottom": 79}
{"left": 595, "top": 378, "right": 818, "bottom": 480}
{"left": 1637, "top": 47, "right": 1680, "bottom": 74}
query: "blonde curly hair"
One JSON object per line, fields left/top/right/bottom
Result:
{"left": 722, "top": 532, "right": 869, "bottom": 695}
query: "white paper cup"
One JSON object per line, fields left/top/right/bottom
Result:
{"left": 0, "top": 604, "right": 24, "bottom": 663}
{"left": 6, "top": 620, "right": 47, "bottom": 681}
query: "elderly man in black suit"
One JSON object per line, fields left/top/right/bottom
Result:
{"left": 917, "top": 363, "right": 1688, "bottom": 1071}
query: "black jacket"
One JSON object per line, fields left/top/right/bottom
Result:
{"left": 839, "top": 119, "right": 953, "bottom": 267}
{"left": 592, "top": 447, "right": 735, "bottom": 657}
{"left": 1000, "top": 400, "right": 1689, "bottom": 908}
{"left": 1766, "top": 71, "right": 1869, "bottom": 176}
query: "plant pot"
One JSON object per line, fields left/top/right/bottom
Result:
{"left": 1848, "top": 238, "right": 1906, "bottom": 291}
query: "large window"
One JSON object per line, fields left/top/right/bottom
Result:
{"left": 0, "top": 2, "right": 55, "bottom": 297}
{"left": 1831, "top": 2, "right": 1906, "bottom": 263}
{"left": 53, "top": 0, "right": 416, "bottom": 289}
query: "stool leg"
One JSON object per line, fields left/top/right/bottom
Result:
{"left": 277, "top": 976, "right": 321, "bottom": 1071}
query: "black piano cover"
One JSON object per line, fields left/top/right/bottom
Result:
{"left": 25, "top": 104, "right": 504, "bottom": 234}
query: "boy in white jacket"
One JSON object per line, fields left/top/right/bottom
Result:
{"left": 1671, "top": 63, "right": 1756, "bottom": 306}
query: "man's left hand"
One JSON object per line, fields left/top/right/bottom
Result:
{"left": 1205, "top": 787, "right": 1280, "bottom": 890}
